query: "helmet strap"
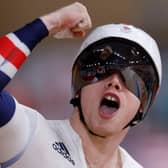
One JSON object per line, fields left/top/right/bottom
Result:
{"left": 70, "top": 97, "right": 86, "bottom": 125}
{"left": 123, "top": 111, "right": 144, "bottom": 129}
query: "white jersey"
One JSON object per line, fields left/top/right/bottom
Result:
{"left": 0, "top": 100, "right": 143, "bottom": 168}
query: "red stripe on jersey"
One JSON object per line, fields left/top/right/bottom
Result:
{"left": 0, "top": 36, "right": 16, "bottom": 58}
{"left": 0, "top": 36, "right": 26, "bottom": 69}
{"left": 6, "top": 48, "right": 26, "bottom": 69}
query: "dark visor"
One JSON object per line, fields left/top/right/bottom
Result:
{"left": 72, "top": 38, "right": 159, "bottom": 113}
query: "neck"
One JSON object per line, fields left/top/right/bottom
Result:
{"left": 70, "top": 110, "right": 129, "bottom": 168}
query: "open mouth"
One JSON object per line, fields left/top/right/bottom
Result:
{"left": 99, "top": 94, "right": 120, "bottom": 119}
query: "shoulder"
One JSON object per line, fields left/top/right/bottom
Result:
{"left": 119, "top": 147, "right": 143, "bottom": 168}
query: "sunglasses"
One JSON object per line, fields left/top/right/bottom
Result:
{"left": 72, "top": 38, "right": 159, "bottom": 112}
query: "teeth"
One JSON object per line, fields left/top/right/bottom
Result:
{"left": 105, "top": 95, "right": 117, "bottom": 102}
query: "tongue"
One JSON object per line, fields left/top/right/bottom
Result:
{"left": 99, "top": 105, "right": 117, "bottom": 119}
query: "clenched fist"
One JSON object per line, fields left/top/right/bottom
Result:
{"left": 40, "top": 2, "right": 92, "bottom": 38}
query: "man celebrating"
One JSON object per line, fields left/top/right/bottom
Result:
{"left": 0, "top": 2, "right": 161, "bottom": 168}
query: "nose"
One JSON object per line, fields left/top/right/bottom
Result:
{"left": 105, "top": 73, "right": 123, "bottom": 91}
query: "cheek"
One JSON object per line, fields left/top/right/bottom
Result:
{"left": 81, "top": 86, "right": 93, "bottom": 105}
{"left": 81, "top": 86, "right": 96, "bottom": 112}
{"left": 125, "top": 92, "right": 141, "bottom": 114}
{"left": 81, "top": 83, "right": 102, "bottom": 103}
{"left": 80, "top": 84, "right": 102, "bottom": 116}
{"left": 118, "top": 93, "right": 141, "bottom": 127}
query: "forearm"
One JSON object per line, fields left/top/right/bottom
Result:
{"left": 0, "top": 2, "right": 91, "bottom": 91}
{"left": 0, "top": 19, "right": 49, "bottom": 128}
{"left": 0, "top": 18, "right": 48, "bottom": 91}
{"left": 0, "top": 2, "right": 92, "bottom": 127}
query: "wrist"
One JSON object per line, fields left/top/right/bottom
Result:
{"left": 40, "top": 12, "right": 62, "bottom": 35}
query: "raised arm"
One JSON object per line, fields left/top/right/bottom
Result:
{"left": 0, "top": 2, "right": 91, "bottom": 165}
{"left": 0, "top": 2, "right": 92, "bottom": 127}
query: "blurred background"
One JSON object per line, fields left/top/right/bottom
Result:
{"left": 1, "top": 0, "right": 168, "bottom": 167}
